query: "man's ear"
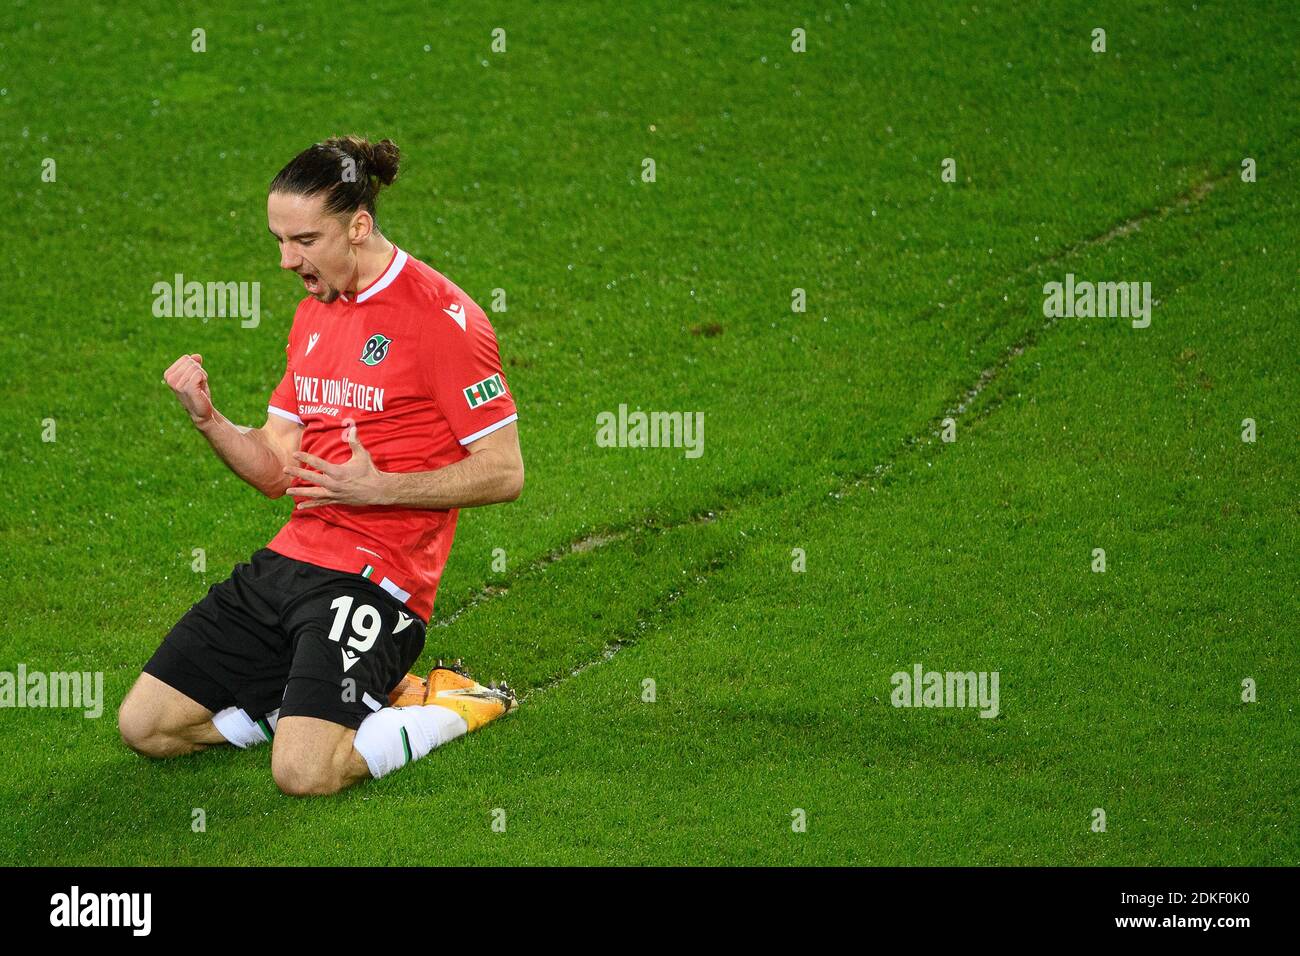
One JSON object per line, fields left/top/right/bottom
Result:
{"left": 348, "top": 210, "right": 374, "bottom": 245}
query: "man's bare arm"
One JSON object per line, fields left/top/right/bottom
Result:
{"left": 164, "top": 353, "right": 304, "bottom": 498}
{"left": 384, "top": 422, "right": 524, "bottom": 508}
{"left": 199, "top": 412, "right": 304, "bottom": 499}
{"left": 284, "top": 421, "right": 524, "bottom": 511}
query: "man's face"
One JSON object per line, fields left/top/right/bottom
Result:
{"left": 267, "top": 191, "right": 355, "bottom": 303}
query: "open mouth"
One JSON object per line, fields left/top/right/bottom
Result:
{"left": 300, "top": 272, "right": 321, "bottom": 295}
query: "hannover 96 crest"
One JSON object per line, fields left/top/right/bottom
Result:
{"left": 360, "top": 333, "right": 392, "bottom": 366}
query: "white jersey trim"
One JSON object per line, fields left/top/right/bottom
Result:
{"left": 268, "top": 405, "right": 304, "bottom": 425}
{"left": 459, "top": 412, "right": 518, "bottom": 446}
{"left": 356, "top": 248, "right": 409, "bottom": 303}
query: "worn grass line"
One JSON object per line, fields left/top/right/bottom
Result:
{"left": 432, "top": 511, "right": 721, "bottom": 629}
{"left": 451, "top": 166, "right": 1235, "bottom": 692}
{"left": 848, "top": 165, "right": 1233, "bottom": 494}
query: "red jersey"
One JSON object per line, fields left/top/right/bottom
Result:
{"left": 264, "top": 246, "right": 517, "bottom": 620}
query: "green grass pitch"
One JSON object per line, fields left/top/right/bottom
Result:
{"left": 1, "top": 1, "right": 1296, "bottom": 865}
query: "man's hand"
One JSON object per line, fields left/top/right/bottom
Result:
{"left": 284, "top": 419, "right": 522, "bottom": 512}
{"left": 284, "top": 419, "right": 392, "bottom": 510}
{"left": 164, "top": 354, "right": 215, "bottom": 427}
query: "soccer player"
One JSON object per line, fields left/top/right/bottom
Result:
{"left": 118, "top": 136, "right": 524, "bottom": 796}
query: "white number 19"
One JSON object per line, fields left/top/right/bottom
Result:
{"left": 327, "top": 595, "right": 383, "bottom": 653}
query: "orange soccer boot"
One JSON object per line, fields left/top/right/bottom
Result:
{"left": 388, "top": 659, "right": 518, "bottom": 731}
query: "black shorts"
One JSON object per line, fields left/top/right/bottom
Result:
{"left": 144, "top": 548, "right": 426, "bottom": 730}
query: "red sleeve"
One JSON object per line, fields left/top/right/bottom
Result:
{"left": 267, "top": 327, "right": 302, "bottom": 424}
{"left": 424, "top": 294, "right": 517, "bottom": 445}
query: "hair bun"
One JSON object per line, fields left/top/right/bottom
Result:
{"left": 325, "top": 134, "right": 400, "bottom": 187}
{"left": 367, "top": 138, "right": 400, "bottom": 186}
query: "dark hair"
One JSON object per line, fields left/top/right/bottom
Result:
{"left": 269, "top": 135, "right": 400, "bottom": 223}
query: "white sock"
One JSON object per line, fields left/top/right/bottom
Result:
{"left": 353, "top": 705, "right": 468, "bottom": 779}
{"left": 212, "top": 706, "right": 274, "bottom": 748}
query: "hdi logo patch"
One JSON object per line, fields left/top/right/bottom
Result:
{"left": 464, "top": 373, "right": 506, "bottom": 409}
{"left": 360, "top": 333, "right": 392, "bottom": 366}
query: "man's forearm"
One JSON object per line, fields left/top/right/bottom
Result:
{"left": 195, "top": 411, "right": 290, "bottom": 498}
{"left": 379, "top": 448, "right": 523, "bottom": 510}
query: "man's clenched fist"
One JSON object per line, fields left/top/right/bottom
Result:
{"left": 164, "top": 353, "right": 215, "bottom": 426}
